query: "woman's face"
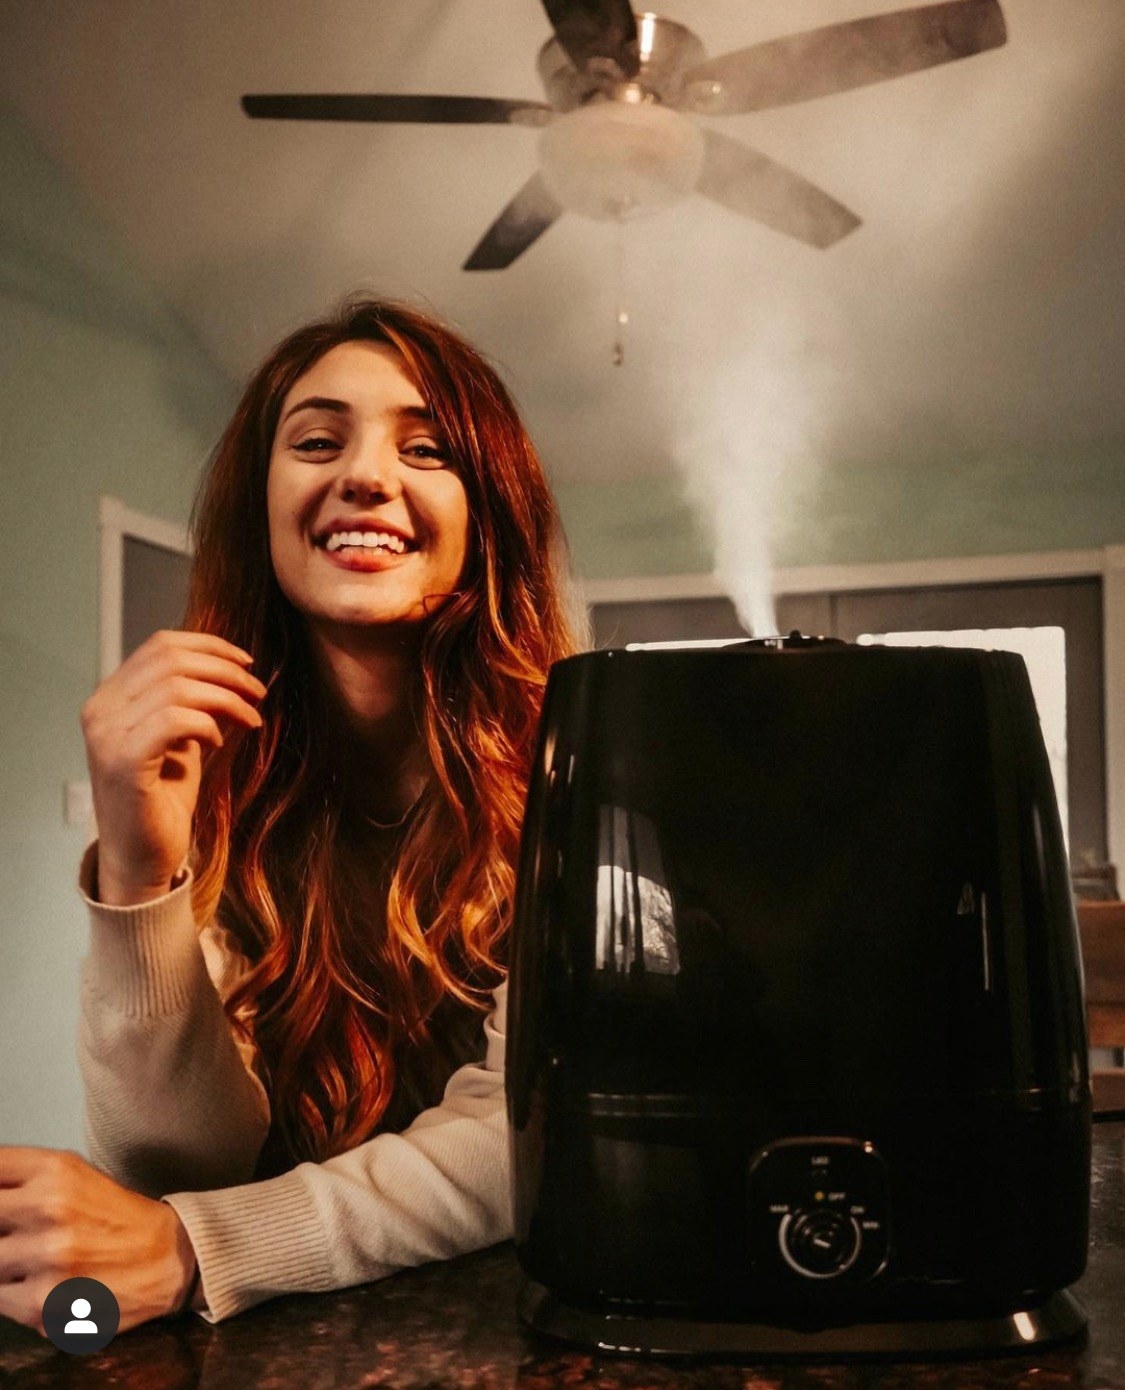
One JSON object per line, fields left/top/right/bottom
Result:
{"left": 267, "top": 340, "right": 470, "bottom": 635}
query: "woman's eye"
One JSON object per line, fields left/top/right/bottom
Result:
{"left": 401, "top": 441, "right": 449, "bottom": 467}
{"left": 292, "top": 436, "right": 340, "bottom": 455}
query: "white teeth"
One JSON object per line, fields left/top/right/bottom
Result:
{"left": 324, "top": 531, "right": 408, "bottom": 554}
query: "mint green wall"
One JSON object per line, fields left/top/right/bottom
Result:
{"left": 552, "top": 475, "right": 712, "bottom": 580}
{"left": 555, "top": 438, "right": 1125, "bottom": 580}
{"left": 0, "top": 109, "right": 233, "bottom": 1148}
{"left": 775, "top": 438, "right": 1125, "bottom": 570}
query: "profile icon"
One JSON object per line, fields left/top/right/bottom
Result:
{"left": 42, "top": 1277, "right": 119, "bottom": 1354}
{"left": 63, "top": 1297, "right": 98, "bottom": 1334}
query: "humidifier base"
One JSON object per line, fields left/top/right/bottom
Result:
{"left": 518, "top": 1281, "right": 1087, "bottom": 1360}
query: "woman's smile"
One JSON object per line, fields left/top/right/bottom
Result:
{"left": 316, "top": 520, "right": 417, "bottom": 570}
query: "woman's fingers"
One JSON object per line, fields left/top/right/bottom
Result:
{"left": 0, "top": 1152, "right": 42, "bottom": 1316}
{"left": 0, "top": 1281, "right": 44, "bottom": 1336}
{"left": 0, "top": 1146, "right": 49, "bottom": 1185}
{"left": 128, "top": 706, "right": 229, "bottom": 762}
{"left": 115, "top": 657, "right": 267, "bottom": 712}
{"left": 0, "top": 1182, "right": 37, "bottom": 1227}
{"left": 0, "top": 1233, "right": 37, "bottom": 1282}
{"left": 134, "top": 629, "right": 254, "bottom": 667}
{"left": 91, "top": 643, "right": 267, "bottom": 715}
{"left": 124, "top": 677, "right": 264, "bottom": 741}
{"left": 82, "top": 630, "right": 265, "bottom": 723}
{"left": 121, "top": 641, "right": 266, "bottom": 700}
{"left": 89, "top": 682, "right": 262, "bottom": 781}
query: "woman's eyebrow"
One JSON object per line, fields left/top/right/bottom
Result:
{"left": 394, "top": 404, "right": 438, "bottom": 426}
{"left": 281, "top": 395, "right": 351, "bottom": 424}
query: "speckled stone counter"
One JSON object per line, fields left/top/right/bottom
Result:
{"left": 4, "top": 1122, "right": 1124, "bottom": 1389}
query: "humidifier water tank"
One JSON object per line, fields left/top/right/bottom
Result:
{"left": 507, "top": 641, "right": 1090, "bottom": 1356}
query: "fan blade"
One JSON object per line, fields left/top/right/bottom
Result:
{"left": 681, "top": 0, "right": 1006, "bottom": 115}
{"left": 540, "top": 0, "right": 640, "bottom": 79}
{"left": 241, "top": 94, "right": 552, "bottom": 126}
{"left": 697, "top": 131, "right": 861, "bottom": 249}
{"left": 463, "top": 174, "right": 564, "bottom": 271}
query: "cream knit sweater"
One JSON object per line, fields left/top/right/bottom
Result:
{"left": 77, "top": 846, "right": 511, "bottom": 1322}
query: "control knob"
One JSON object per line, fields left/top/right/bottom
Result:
{"left": 778, "top": 1209, "right": 862, "bottom": 1279}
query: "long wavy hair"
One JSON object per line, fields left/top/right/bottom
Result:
{"left": 185, "top": 298, "right": 586, "bottom": 1165}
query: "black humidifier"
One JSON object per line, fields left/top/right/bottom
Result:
{"left": 506, "top": 638, "right": 1090, "bottom": 1356}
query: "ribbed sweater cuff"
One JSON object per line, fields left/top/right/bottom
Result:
{"left": 165, "top": 1172, "right": 333, "bottom": 1322}
{"left": 79, "top": 842, "right": 202, "bottom": 1016}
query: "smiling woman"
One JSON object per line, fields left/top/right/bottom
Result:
{"left": 0, "top": 299, "right": 586, "bottom": 1336}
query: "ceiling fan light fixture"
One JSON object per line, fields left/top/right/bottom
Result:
{"left": 538, "top": 102, "right": 704, "bottom": 221}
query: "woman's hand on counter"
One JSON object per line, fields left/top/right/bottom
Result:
{"left": 0, "top": 1147, "right": 197, "bottom": 1335}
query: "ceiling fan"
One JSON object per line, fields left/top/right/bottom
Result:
{"left": 241, "top": 0, "right": 1007, "bottom": 271}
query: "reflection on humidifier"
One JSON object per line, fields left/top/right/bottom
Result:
{"left": 506, "top": 636, "right": 1090, "bottom": 1357}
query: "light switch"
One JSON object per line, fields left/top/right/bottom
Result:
{"left": 64, "top": 780, "right": 94, "bottom": 828}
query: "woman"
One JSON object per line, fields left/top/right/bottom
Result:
{"left": 0, "top": 299, "right": 584, "bottom": 1334}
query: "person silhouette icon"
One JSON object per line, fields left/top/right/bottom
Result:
{"left": 63, "top": 1297, "right": 98, "bottom": 1334}
{"left": 42, "top": 1276, "right": 119, "bottom": 1353}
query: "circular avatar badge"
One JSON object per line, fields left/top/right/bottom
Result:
{"left": 42, "top": 1277, "right": 120, "bottom": 1355}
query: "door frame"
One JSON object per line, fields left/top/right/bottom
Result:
{"left": 581, "top": 546, "right": 1125, "bottom": 882}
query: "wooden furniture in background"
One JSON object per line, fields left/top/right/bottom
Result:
{"left": 1076, "top": 900, "right": 1125, "bottom": 1111}
{"left": 1073, "top": 860, "right": 1119, "bottom": 902}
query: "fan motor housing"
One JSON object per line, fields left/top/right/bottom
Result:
{"left": 537, "top": 14, "right": 706, "bottom": 111}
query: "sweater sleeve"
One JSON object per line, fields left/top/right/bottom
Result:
{"left": 164, "top": 982, "right": 510, "bottom": 1323}
{"left": 77, "top": 844, "right": 271, "bottom": 1197}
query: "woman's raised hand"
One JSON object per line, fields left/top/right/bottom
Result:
{"left": 81, "top": 631, "right": 266, "bottom": 906}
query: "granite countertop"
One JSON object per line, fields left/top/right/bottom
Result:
{"left": 3, "top": 1121, "right": 1123, "bottom": 1390}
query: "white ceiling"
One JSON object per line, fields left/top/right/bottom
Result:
{"left": 3, "top": 0, "right": 1124, "bottom": 491}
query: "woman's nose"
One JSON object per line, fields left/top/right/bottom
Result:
{"left": 337, "top": 441, "right": 402, "bottom": 504}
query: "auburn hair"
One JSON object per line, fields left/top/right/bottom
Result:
{"left": 185, "top": 298, "right": 586, "bottom": 1164}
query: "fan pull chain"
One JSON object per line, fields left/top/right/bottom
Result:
{"left": 613, "top": 306, "right": 628, "bottom": 367}
{"left": 613, "top": 223, "right": 628, "bottom": 367}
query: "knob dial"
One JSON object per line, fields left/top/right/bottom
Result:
{"left": 778, "top": 1209, "right": 862, "bottom": 1279}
